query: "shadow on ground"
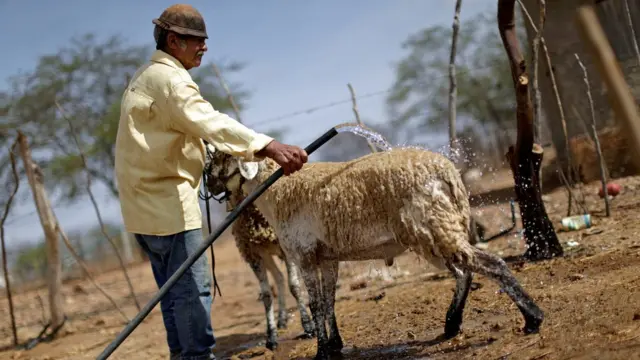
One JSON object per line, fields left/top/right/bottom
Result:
{"left": 213, "top": 332, "right": 269, "bottom": 359}
{"left": 282, "top": 334, "right": 496, "bottom": 360}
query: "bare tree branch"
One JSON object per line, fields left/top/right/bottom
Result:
{"left": 623, "top": 0, "right": 640, "bottom": 65}
{"left": 0, "top": 136, "right": 20, "bottom": 346}
{"left": 575, "top": 53, "right": 610, "bottom": 217}
{"left": 448, "top": 0, "right": 463, "bottom": 156}
{"left": 55, "top": 101, "right": 140, "bottom": 311}
{"left": 576, "top": 4, "right": 640, "bottom": 169}
{"left": 56, "top": 225, "right": 130, "bottom": 322}
{"left": 212, "top": 63, "right": 243, "bottom": 122}
{"left": 86, "top": 167, "right": 119, "bottom": 196}
{"left": 530, "top": 0, "right": 545, "bottom": 143}
{"left": 348, "top": 83, "right": 377, "bottom": 153}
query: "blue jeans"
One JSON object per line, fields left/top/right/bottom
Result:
{"left": 134, "top": 229, "right": 215, "bottom": 360}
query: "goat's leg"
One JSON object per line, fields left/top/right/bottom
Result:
{"left": 284, "top": 259, "right": 315, "bottom": 337}
{"left": 299, "top": 259, "right": 330, "bottom": 360}
{"left": 320, "top": 260, "right": 343, "bottom": 353}
{"left": 464, "top": 248, "right": 544, "bottom": 334}
{"left": 248, "top": 260, "right": 278, "bottom": 350}
{"left": 264, "top": 255, "right": 289, "bottom": 329}
{"left": 443, "top": 263, "right": 473, "bottom": 338}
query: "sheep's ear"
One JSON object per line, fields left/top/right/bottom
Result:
{"left": 236, "top": 159, "right": 259, "bottom": 180}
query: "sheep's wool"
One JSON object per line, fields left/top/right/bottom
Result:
{"left": 235, "top": 147, "right": 476, "bottom": 267}
{"left": 230, "top": 193, "right": 283, "bottom": 264}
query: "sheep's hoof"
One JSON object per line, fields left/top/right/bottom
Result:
{"left": 443, "top": 323, "right": 461, "bottom": 340}
{"left": 523, "top": 312, "right": 544, "bottom": 335}
{"left": 444, "top": 315, "right": 462, "bottom": 339}
{"left": 277, "top": 317, "right": 288, "bottom": 329}
{"left": 266, "top": 339, "right": 278, "bottom": 351}
{"left": 327, "top": 337, "right": 344, "bottom": 353}
{"left": 301, "top": 321, "right": 316, "bottom": 338}
{"left": 313, "top": 347, "right": 330, "bottom": 360}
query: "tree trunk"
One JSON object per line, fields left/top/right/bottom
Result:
{"left": 17, "top": 132, "right": 65, "bottom": 329}
{"left": 499, "top": 0, "right": 563, "bottom": 261}
{"left": 521, "top": 0, "right": 640, "bottom": 178}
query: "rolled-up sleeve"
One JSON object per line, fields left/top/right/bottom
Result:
{"left": 167, "top": 80, "right": 273, "bottom": 161}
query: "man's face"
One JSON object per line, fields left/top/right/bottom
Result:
{"left": 166, "top": 32, "right": 208, "bottom": 70}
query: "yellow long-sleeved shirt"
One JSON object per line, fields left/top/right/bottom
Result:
{"left": 114, "top": 50, "right": 273, "bottom": 236}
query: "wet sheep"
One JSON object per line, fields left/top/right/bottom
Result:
{"left": 207, "top": 146, "right": 544, "bottom": 360}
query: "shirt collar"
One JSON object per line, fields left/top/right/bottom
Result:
{"left": 150, "top": 50, "right": 186, "bottom": 70}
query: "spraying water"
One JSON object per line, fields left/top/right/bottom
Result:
{"left": 333, "top": 121, "right": 522, "bottom": 246}
{"left": 335, "top": 122, "right": 474, "bottom": 163}
{"left": 334, "top": 122, "right": 393, "bottom": 151}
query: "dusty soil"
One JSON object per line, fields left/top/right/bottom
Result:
{"left": 2, "top": 174, "right": 640, "bottom": 360}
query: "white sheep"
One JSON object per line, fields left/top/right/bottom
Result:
{"left": 207, "top": 145, "right": 544, "bottom": 360}
{"left": 204, "top": 150, "right": 314, "bottom": 351}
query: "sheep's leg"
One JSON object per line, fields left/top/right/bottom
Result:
{"left": 263, "top": 255, "right": 289, "bottom": 329}
{"left": 443, "top": 263, "right": 473, "bottom": 338}
{"left": 248, "top": 260, "right": 279, "bottom": 350}
{"left": 299, "top": 260, "right": 330, "bottom": 360}
{"left": 284, "top": 259, "right": 315, "bottom": 337}
{"left": 464, "top": 248, "right": 544, "bottom": 334}
{"left": 321, "top": 260, "right": 343, "bottom": 353}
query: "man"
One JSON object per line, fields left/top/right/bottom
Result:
{"left": 114, "top": 4, "right": 308, "bottom": 360}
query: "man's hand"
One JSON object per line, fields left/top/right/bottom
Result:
{"left": 256, "top": 140, "right": 308, "bottom": 176}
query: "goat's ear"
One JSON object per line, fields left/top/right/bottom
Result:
{"left": 236, "top": 159, "right": 259, "bottom": 180}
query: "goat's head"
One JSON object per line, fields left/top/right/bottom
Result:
{"left": 204, "top": 146, "right": 261, "bottom": 200}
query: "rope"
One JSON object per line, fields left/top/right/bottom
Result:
{"left": 199, "top": 142, "right": 222, "bottom": 300}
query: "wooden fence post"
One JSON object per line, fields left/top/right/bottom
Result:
{"left": 16, "top": 132, "right": 65, "bottom": 329}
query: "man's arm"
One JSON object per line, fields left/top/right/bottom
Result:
{"left": 167, "top": 80, "right": 273, "bottom": 161}
{"left": 167, "top": 79, "right": 308, "bottom": 175}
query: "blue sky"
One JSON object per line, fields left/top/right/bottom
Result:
{"left": 1, "top": 0, "right": 495, "bottom": 247}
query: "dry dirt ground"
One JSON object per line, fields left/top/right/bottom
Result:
{"left": 2, "top": 173, "right": 640, "bottom": 360}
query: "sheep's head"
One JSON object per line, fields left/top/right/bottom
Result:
{"left": 205, "top": 147, "right": 260, "bottom": 200}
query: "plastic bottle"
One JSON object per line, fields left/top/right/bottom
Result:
{"left": 560, "top": 214, "right": 592, "bottom": 231}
